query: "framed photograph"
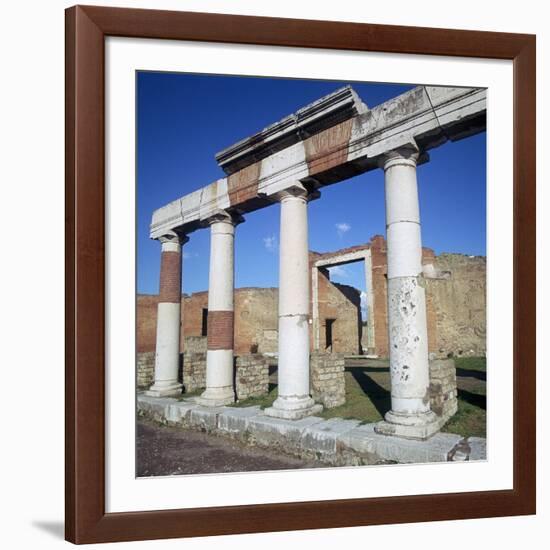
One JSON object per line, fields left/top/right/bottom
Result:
{"left": 65, "top": 5, "right": 536, "bottom": 544}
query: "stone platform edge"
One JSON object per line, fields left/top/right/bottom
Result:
{"left": 137, "top": 394, "right": 486, "bottom": 466}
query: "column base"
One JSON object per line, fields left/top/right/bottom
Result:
{"left": 264, "top": 395, "right": 323, "bottom": 420}
{"left": 144, "top": 382, "right": 183, "bottom": 398}
{"left": 375, "top": 410, "right": 440, "bottom": 440}
{"left": 196, "top": 386, "right": 235, "bottom": 407}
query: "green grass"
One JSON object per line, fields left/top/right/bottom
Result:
{"left": 454, "top": 356, "right": 487, "bottom": 372}
{"left": 440, "top": 398, "right": 486, "bottom": 438}
{"left": 319, "top": 369, "right": 387, "bottom": 423}
{"left": 204, "top": 356, "right": 487, "bottom": 438}
{"left": 441, "top": 356, "right": 486, "bottom": 438}
{"left": 178, "top": 388, "right": 203, "bottom": 401}
{"left": 321, "top": 357, "right": 486, "bottom": 438}
{"left": 228, "top": 385, "right": 278, "bottom": 409}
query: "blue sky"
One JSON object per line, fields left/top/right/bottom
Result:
{"left": 137, "top": 72, "right": 486, "bottom": 301}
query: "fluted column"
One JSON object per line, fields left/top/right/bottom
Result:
{"left": 265, "top": 185, "right": 322, "bottom": 420}
{"left": 375, "top": 147, "right": 439, "bottom": 439}
{"left": 145, "top": 231, "right": 188, "bottom": 397}
{"left": 197, "top": 210, "right": 241, "bottom": 407}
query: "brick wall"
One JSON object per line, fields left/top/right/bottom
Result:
{"left": 312, "top": 264, "right": 362, "bottom": 354}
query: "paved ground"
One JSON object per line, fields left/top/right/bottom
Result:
{"left": 137, "top": 418, "right": 327, "bottom": 477}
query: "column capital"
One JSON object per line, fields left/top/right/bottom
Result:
{"left": 379, "top": 144, "right": 429, "bottom": 171}
{"left": 158, "top": 231, "right": 189, "bottom": 248}
{"left": 204, "top": 209, "right": 244, "bottom": 227}
{"left": 274, "top": 183, "right": 321, "bottom": 203}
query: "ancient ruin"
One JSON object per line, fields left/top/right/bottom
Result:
{"left": 142, "top": 85, "right": 486, "bottom": 441}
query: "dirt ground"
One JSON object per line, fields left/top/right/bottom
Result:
{"left": 137, "top": 418, "right": 326, "bottom": 477}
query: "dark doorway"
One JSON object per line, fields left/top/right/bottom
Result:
{"left": 325, "top": 318, "right": 336, "bottom": 350}
{"left": 201, "top": 308, "right": 208, "bottom": 336}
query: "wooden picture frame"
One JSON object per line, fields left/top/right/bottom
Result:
{"left": 65, "top": 4, "right": 536, "bottom": 544}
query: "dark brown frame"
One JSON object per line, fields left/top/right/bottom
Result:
{"left": 65, "top": 5, "right": 536, "bottom": 544}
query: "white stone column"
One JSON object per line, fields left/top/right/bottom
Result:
{"left": 197, "top": 211, "right": 241, "bottom": 407}
{"left": 145, "top": 231, "right": 188, "bottom": 397}
{"left": 375, "top": 147, "right": 439, "bottom": 439}
{"left": 265, "top": 185, "right": 322, "bottom": 420}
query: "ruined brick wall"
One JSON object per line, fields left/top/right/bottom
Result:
{"left": 137, "top": 283, "right": 358, "bottom": 355}
{"left": 426, "top": 254, "right": 487, "bottom": 357}
{"left": 310, "top": 352, "right": 346, "bottom": 408}
{"left": 234, "top": 288, "right": 278, "bottom": 354}
{"left": 369, "top": 236, "right": 390, "bottom": 357}
{"left": 136, "top": 295, "right": 159, "bottom": 353}
{"left": 235, "top": 355, "right": 270, "bottom": 400}
{"left": 314, "top": 266, "right": 362, "bottom": 354}
{"left": 137, "top": 242, "right": 486, "bottom": 360}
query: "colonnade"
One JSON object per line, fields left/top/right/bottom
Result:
{"left": 146, "top": 145, "right": 440, "bottom": 438}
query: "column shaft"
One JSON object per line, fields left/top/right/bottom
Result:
{"left": 198, "top": 214, "right": 237, "bottom": 406}
{"left": 265, "top": 188, "right": 321, "bottom": 419}
{"left": 145, "top": 233, "right": 186, "bottom": 397}
{"left": 375, "top": 150, "right": 439, "bottom": 439}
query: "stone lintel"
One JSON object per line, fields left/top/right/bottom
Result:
{"left": 314, "top": 247, "right": 371, "bottom": 268}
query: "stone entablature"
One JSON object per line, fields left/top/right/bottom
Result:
{"left": 150, "top": 86, "right": 486, "bottom": 239}
{"left": 215, "top": 86, "right": 369, "bottom": 175}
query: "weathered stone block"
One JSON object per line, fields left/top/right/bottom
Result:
{"left": 166, "top": 401, "right": 198, "bottom": 424}
{"left": 247, "top": 415, "right": 323, "bottom": 449}
{"left": 137, "top": 394, "right": 178, "bottom": 422}
{"left": 218, "top": 406, "right": 262, "bottom": 434}
{"left": 189, "top": 406, "right": 224, "bottom": 431}
{"left": 468, "top": 436, "right": 487, "bottom": 461}
{"left": 301, "top": 418, "right": 361, "bottom": 455}
{"left": 340, "top": 423, "right": 463, "bottom": 463}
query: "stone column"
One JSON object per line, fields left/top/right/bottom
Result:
{"left": 197, "top": 211, "right": 241, "bottom": 407}
{"left": 265, "top": 185, "right": 322, "bottom": 419}
{"left": 375, "top": 147, "right": 440, "bottom": 439}
{"left": 145, "top": 231, "right": 188, "bottom": 397}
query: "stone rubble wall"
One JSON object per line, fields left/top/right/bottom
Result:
{"left": 182, "top": 352, "right": 207, "bottom": 392}
{"left": 235, "top": 354, "right": 270, "bottom": 400}
{"left": 310, "top": 352, "right": 346, "bottom": 408}
{"left": 184, "top": 335, "right": 207, "bottom": 354}
{"left": 429, "top": 358, "right": 458, "bottom": 422}
{"left": 180, "top": 352, "right": 270, "bottom": 398}
{"left": 137, "top": 351, "right": 155, "bottom": 390}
